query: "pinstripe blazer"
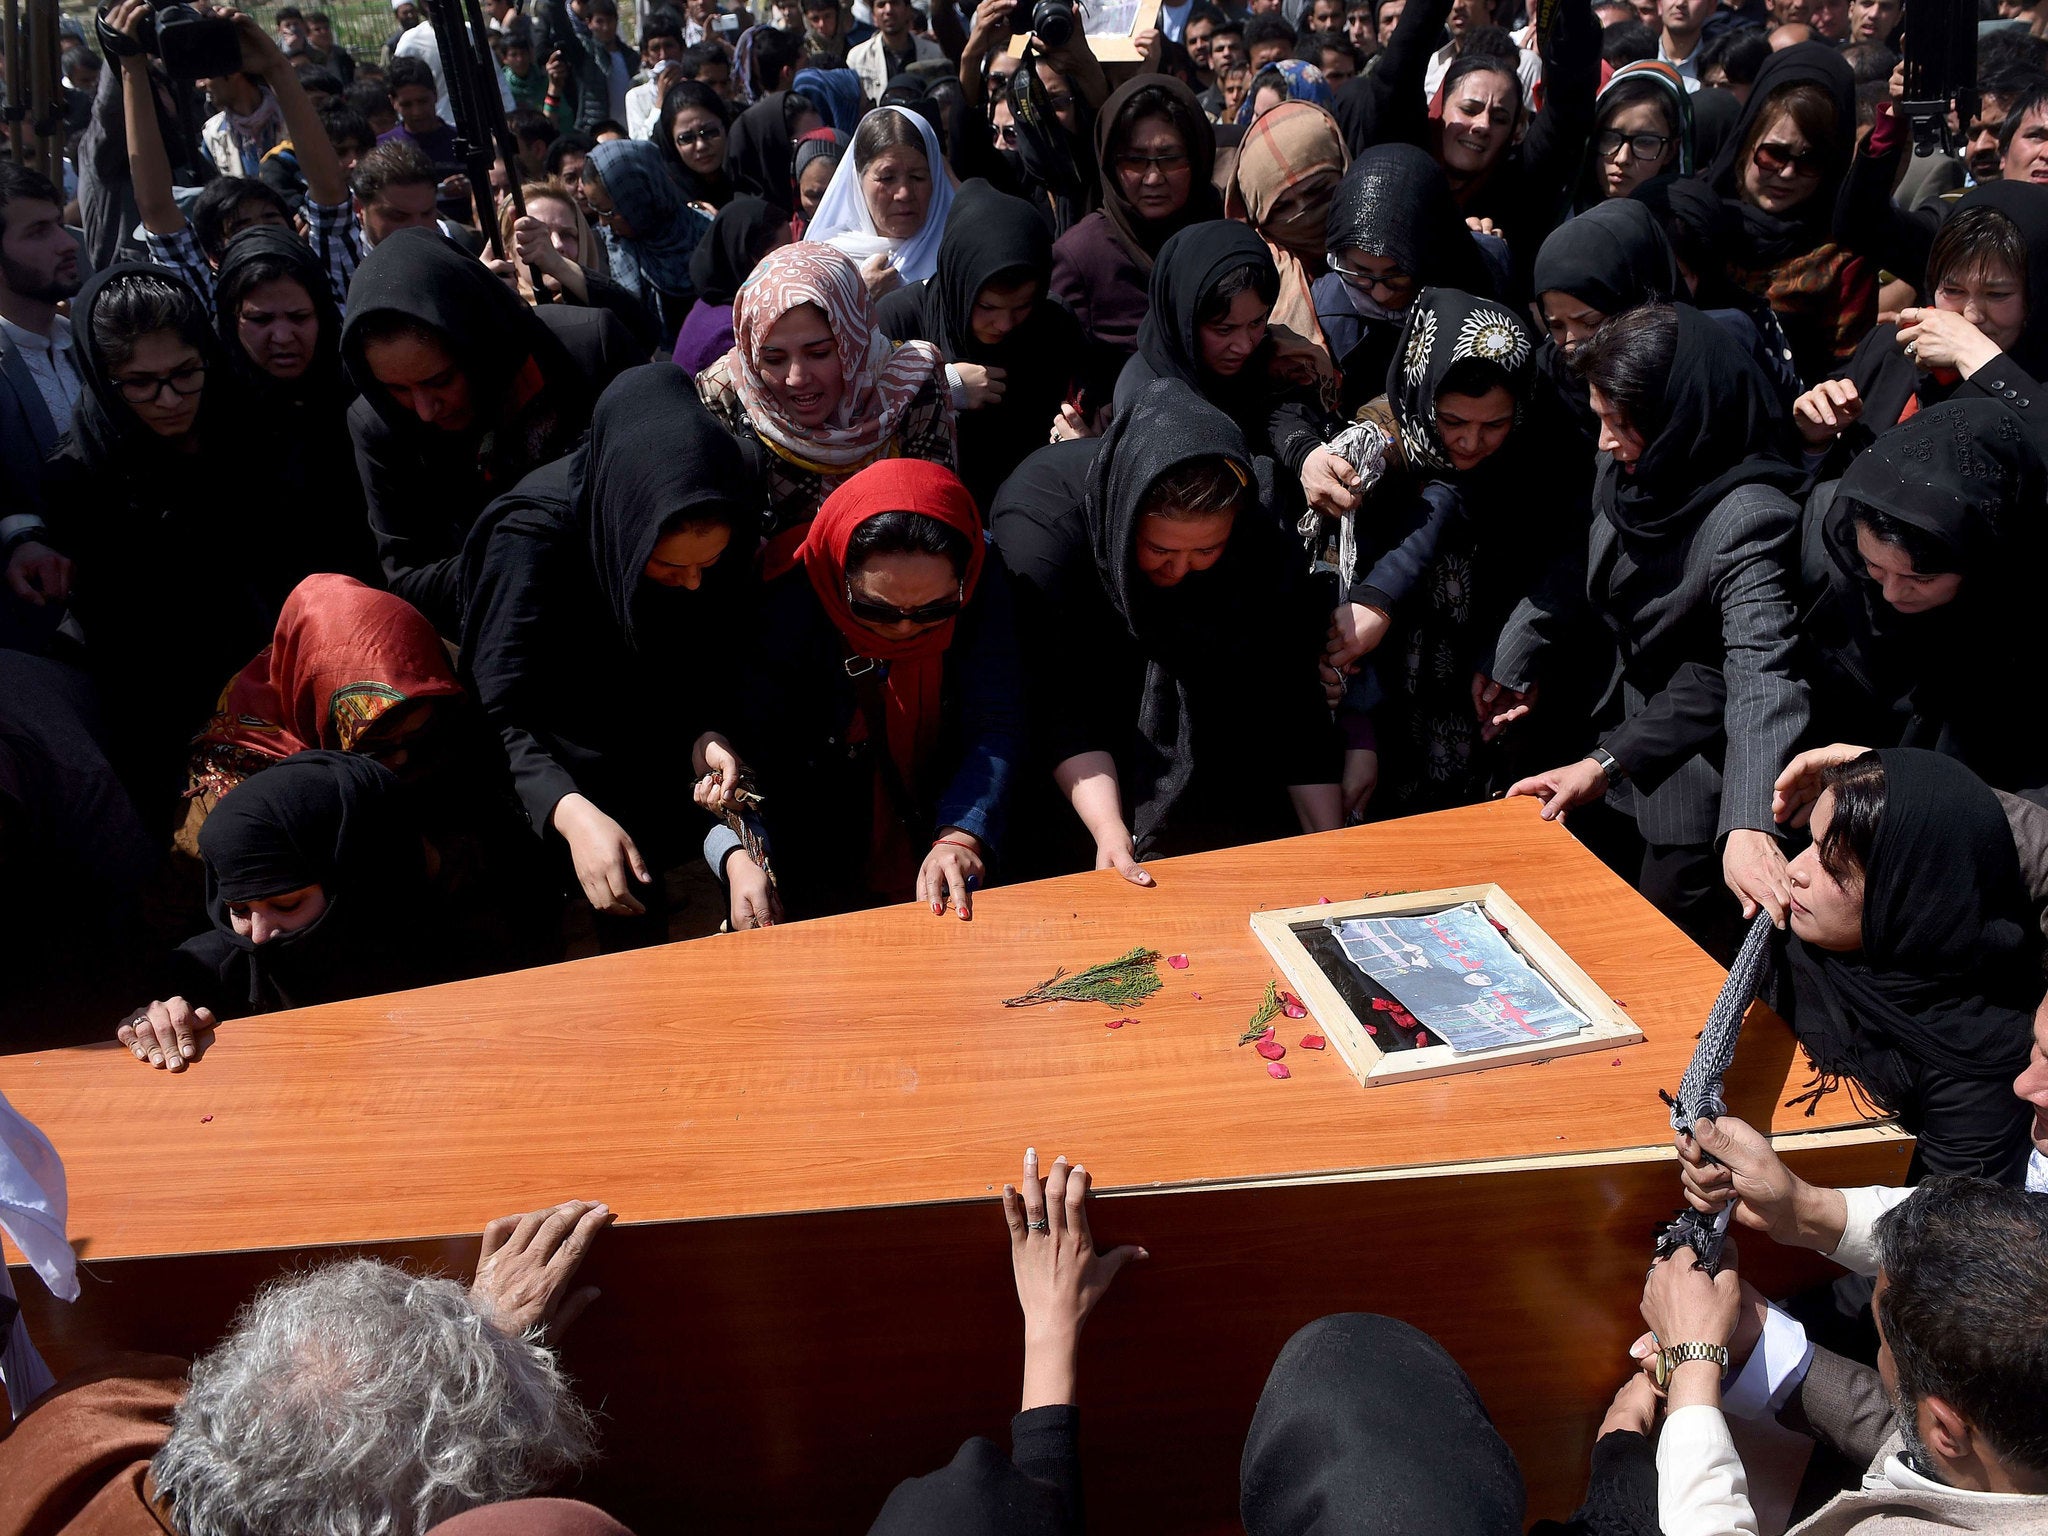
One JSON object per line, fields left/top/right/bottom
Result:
{"left": 1493, "top": 474, "right": 1810, "bottom": 847}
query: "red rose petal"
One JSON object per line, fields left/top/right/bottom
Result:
{"left": 1318, "top": 896, "right": 1332, "bottom": 904}
{"left": 1267, "top": 1062, "right": 1291, "bottom": 1079}
{"left": 1370, "top": 997, "right": 1395, "bottom": 1011}
{"left": 1365, "top": 1023, "right": 1378, "bottom": 1035}
{"left": 1167, "top": 954, "right": 1190, "bottom": 970}
{"left": 200, "top": 1114, "right": 213, "bottom": 1123}
{"left": 1300, "top": 1034, "right": 1326, "bottom": 1050}
{"left": 1256, "top": 1038, "right": 1286, "bottom": 1060}
{"left": 1261, "top": 1025, "right": 1275, "bottom": 1041}
{"left": 1281, "top": 991, "right": 1307, "bottom": 1018}
{"left": 1611, "top": 1056, "right": 1623, "bottom": 1065}
{"left": 1105, "top": 1017, "right": 1127, "bottom": 1029}
{"left": 1192, "top": 992, "right": 1202, "bottom": 1000}
{"left": 1414, "top": 1031, "right": 1430, "bottom": 1045}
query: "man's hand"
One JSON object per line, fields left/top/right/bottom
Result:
{"left": 224, "top": 7, "right": 290, "bottom": 75}
{"left": 5, "top": 540, "right": 73, "bottom": 605}
{"left": 107, "top": 0, "right": 153, "bottom": 54}
{"left": 551, "top": 793, "right": 651, "bottom": 915}
{"left": 1791, "top": 378, "right": 1862, "bottom": 446}
{"left": 116, "top": 997, "right": 217, "bottom": 1071}
{"left": 1640, "top": 1244, "right": 1742, "bottom": 1408}
{"left": 1471, "top": 673, "right": 1536, "bottom": 741}
{"left": 1001, "top": 1147, "right": 1145, "bottom": 1410}
{"left": 1722, "top": 827, "right": 1790, "bottom": 926}
{"left": 1678, "top": 1114, "right": 1848, "bottom": 1252}
{"left": 918, "top": 830, "right": 985, "bottom": 919}
{"left": 470, "top": 1200, "right": 615, "bottom": 1338}
{"left": 1506, "top": 757, "right": 1609, "bottom": 822}
{"left": 1772, "top": 742, "right": 1869, "bottom": 828}
{"left": 966, "top": 0, "right": 1012, "bottom": 50}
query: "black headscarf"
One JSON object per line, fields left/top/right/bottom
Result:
{"left": 1785, "top": 749, "right": 2038, "bottom": 1117}
{"left": 341, "top": 227, "right": 595, "bottom": 479}
{"left": 1091, "top": 75, "right": 1222, "bottom": 272}
{"left": 193, "top": 750, "right": 434, "bottom": 1013}
{"left": 726, "top": 90, "right": 813, "bottom": 203}
{"left": 1131, "top": 220, "right": 1279, "bottom": 428}
{"left": 1706, "top": 43, "right": 1855, "bottom": 266}
{"left": 1385, "top": 287, "right": 1534, "bottom": 474}
{"left": 1532, "top": 200, "right": 1682, "bottom": 320}
{"left": 1945, "top": 179, "right": 2048, "bottom": 382}
{"left": 687, "top": 196, "right": 791, "bottom": 310}
{"left": 1600, "top": 304, "right": 1804, "bottom": 544}
{"left": 1324, "top": 144, "right": 1495, "bottom": 300}
{"left": 212, "top": 224, "right": 348, "bottom": 406}
{"left": 1001, "top": 55, "right": 1097, "bottom": 237}
{"left": 1241, "top": 1314, "right": 1526, "bottom": 1536}
{"left": 64, "top": 261, "right": 222, "bottom": 472}
{"left": 1817, "top": 400, "right": 2045, "bottom": 783}
{"left": 1084, "top": 378, "right": 1292, "bottom": 850}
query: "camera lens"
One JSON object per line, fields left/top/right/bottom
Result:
{"left": 1031, "top": 0, "right": 1075, "bottom": 46}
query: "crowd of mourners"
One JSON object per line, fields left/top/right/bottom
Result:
{"left": 3, "top": 0, "right": 2048, "bottom": 1524}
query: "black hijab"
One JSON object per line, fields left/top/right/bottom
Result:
{"left": 1241, "top": 1313, "right": 1526, "bottom": 1536}
{"left": 1324, "top": 144, "right": 1496, "bottom": 300}
{"left": 1705, "top": 43, "right": 1855, "bottom": 266}
{"left": 1084, "top": 377, "right": 1294, "bottom": 850}
{"left": 64, "top": 262, "right": 222, "bottom": 472}
{"left": 193, "top": 750, "right": 434, "bottom": 1013}
{"left": 1786, "top": 749, "right": 2038, "bottom": 1117}
{"left": 1092, "top": 75, "right": 1222, "bottom": 271}
{"left": 1130, "top": 220, "right": 1279, "bottom": 427}
{"left": 687, "top": 196, "right": 791, "bottom": 310}
{"left": 341, "top": 228, "right": 595, "bottom": 478}
{"left": 1946, "top": 179, "right": 2048, "bottom": 382}
{"left": 726, "top": 90, "right": 813, "bottom": 203}
{"left": 212, "top": 224, "right": 349, "bottom": 407}
{"left": 1385, "top": 287, "right": 1534, "bottom": 475}
{"left": 1600, "top": 304, "right": 1804, "bottom": 544}
{"left": 1817, "top": 400, "right": 2045, "bottom": 782}
{"left": 1532, "top": 202, "right": 1681, "bottom": 432}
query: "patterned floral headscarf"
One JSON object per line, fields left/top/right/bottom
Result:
{"left": 1391, "top": 287, "right": 1533, "bottom": 472}
{"left": 723, "top": 240, "right": 947, "bottom": 475}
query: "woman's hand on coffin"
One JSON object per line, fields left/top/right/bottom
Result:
{"left": 1003, "top": 1149, "right": 1145, "bottom": 1363}
{"left": 1772, "top": 742, "right": 1870, "bottom": 829}
{"left": 1092, "top": 828, "right": 1154, "bottom": 887}
{"left": 918, "top": 830, "right": 985, "bottom": 920}
{"left": 471, "top": 1199, "right": 615, "bottom": 1339}
{"left": 116, "top": 996, "right": 216, "bottom": 1071}
{"left": 1722, "top": 828, "right": 1791, "bottom": 926}
{"left": 727, "top": 855, "right": 780, "bottom": 930}
{"left": 1471, "top": 673, "right": 1536, "bottom": 740}
{"left": 551, "top": 793, "right": 651, "bottom": 915}
{"left": 1506, "top": 757, "right": 1608, "bottom": 822}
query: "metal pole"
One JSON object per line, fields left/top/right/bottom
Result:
{"left": 459, "top": 0, "right": 524, "bottom": 219}
{"left": 2, "top": 0, "right": 25, "bottom": 165}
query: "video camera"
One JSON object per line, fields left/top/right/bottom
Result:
{"left": 95, "top": 0, "right": 243, "bottom": 81}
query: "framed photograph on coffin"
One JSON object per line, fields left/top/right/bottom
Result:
{"left": 1249, "top": 884, "right": 1643, "bottom": 1088}
{"left": 1006, "top": 0, "right": 1162, "bottom": 62}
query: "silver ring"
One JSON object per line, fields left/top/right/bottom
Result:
{"left": 1905, "top": 341, "right": 1919, "bottom": 360}
{"left": 1027, "top": 1219, "right": 1050, "bottom": 1233}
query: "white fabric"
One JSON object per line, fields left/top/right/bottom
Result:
{"left": 396, "top": 21, "right": 515, "bottom": 125}
{"left": 1831, "top": 1184, "right": 1917, "bottom": 1279}
{"left": 806, "top": 104, "right": 956, "bottom": 285}
{"left": 1423, "top": 40, "right": 1543, "bottom": 105}
{"left": 2029, "top": 1145, "right": 2047, "bottom": 1193}
{"left": 1878, "top": 1453, "right": 2048, "bottom": 1502}
{"left": 0, "top": 312, "right": 82, "bottom": 435}
{"left": 1658, "top": 1403, "right": 1763, "bottom": 1536}
{"left": 1, "top": 1090, "right": 76, "bottom": 1419}
{"left": 1721, "top": 1303, "right": 1816, "bottom": 1420}
{"left": 626, "top": 76, "right": 667, "bottom": 139}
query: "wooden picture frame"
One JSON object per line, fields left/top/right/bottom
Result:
{"left": 1250, "top": 884, "right": 1644, "bottom": 1088}
{"left": 1006, "top": 0, "right": 1162, "bottom": 62}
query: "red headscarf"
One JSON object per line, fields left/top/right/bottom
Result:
{"left": 190, "top": 574, "right": 462, "bottom": 796}
{"left": 798, "top": 460, "right": 984, "bottom": 894}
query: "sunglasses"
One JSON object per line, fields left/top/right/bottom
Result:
{"left": 1752, "top": 139, "right": 1824, "bottom": 176}
{"left": 845, "top": 580, "right": 965, "bottom": 626}
{"left": 1594, "top": 128, "right": 1672, "bottom": 162}
{"left": 994, "top": 122, "right": 1019, "bottom": 145}
{"left": 673, "top": 123, "right": 725, "bottom": 147}
{"left": 1114, "top": 149, "right": 1191, "bottom": 175}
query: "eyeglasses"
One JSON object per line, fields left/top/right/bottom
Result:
{"left": 845, "top": 580, "right": 965, "bottom": 626}
{"left": 1329, "top": 260, "right": 1413, "bottom": 295}
{"left": 1594, "top": 128, "right": 1672, "bottom": 162}
{"left": 1752, "top": 139, "right": 1824, "bottom": 176}
{"left": 1114, "top": 149, "right": 1191, "bottom": 176}
{"left": 112, "top": 360, "right": 206, "bottom": 403}
{"left": 1043, "top": 92, "right": 1075, "bottom": 114}
{"left": 673, "top": 123, "right": 724, "bottom": 147}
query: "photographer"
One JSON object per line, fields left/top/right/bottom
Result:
{"left": 76, "top": 12, "right": 215, "bottom": 270}
{"left": 109, "top": 0, "right": 360, "bottom": 309}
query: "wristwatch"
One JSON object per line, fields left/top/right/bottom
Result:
{"left": 1587, "top": 745, "right": 1628, "bottom": 786}
{"left": 1652, "top": 1340, "right": 1731, "bottom": 1389}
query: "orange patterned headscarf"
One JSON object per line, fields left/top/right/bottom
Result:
{"left": 723, "top": 241, "right": 948, "bottom": 476}
{"left": 190, "top": 574, "right": 461, "bottom": 797}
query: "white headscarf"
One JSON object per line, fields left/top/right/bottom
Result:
{"left": 806, "top": 104, "right": 956, "bottom": 285}
{"left": 1, "top": 1089, "right": 75, "bottom": 1418}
